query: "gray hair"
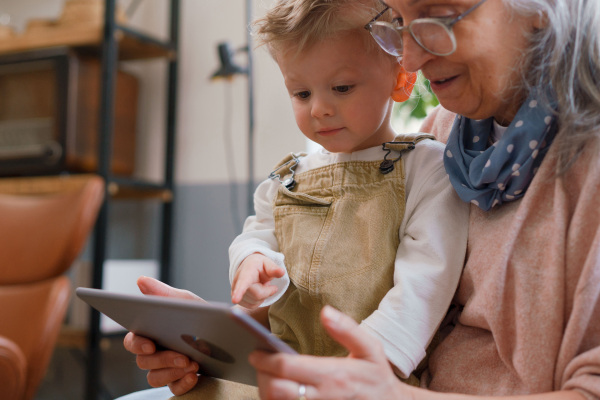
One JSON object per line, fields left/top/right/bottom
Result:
{"left": 505, "top": 0, "right": 600, "bottom": 172}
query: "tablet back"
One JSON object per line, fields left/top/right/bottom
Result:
{"left": 76, "top": 287, "right": 296, "bottom": 386}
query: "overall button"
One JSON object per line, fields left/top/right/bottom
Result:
{"left": 379, "top": 159, "right": 395, "bottom": 174}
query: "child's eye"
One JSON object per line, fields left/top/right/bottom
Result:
{"left": 334, "top": 85, "right": 353, "bottom": 93}
{"left": 294, "top": 91, "right": 311, "bottom": 99}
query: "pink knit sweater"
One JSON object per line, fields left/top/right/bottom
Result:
{"left": 420, "top": 107, "right": 600, "bottom": 398}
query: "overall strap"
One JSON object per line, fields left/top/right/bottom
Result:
{"left": 386, "top": 133, "right": 436, "bottom": 151}
{"left": 379, "top": 134, "right": 436, "bottom": 174}
{"left": 269, "top": 152, "right": 307, "bottom": 190}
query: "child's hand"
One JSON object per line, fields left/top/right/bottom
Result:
{"left": 231, "top": 253, "right": 285, "bottom": 309}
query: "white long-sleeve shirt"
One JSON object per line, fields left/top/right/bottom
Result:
{"left": 229, "top": 140, "right": 469, "bottom": 377}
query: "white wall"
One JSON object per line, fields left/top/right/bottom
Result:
{"left": 177, "top": 0, "right": 304, "bottom": 184}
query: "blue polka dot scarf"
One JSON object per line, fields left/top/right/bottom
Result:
{"left": 443, "top": 94, "right": 558, "bottom": 211}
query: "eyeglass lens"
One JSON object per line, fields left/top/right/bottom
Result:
{"left": 370, "top": 20, "right": 455, "bottom": 57}
{"left": 410, "top": 21, "right": 454, "bottom": 55}
{"left": 370, "top": 24, "right": 404, "bottom": 56}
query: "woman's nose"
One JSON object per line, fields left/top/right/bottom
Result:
{"left": 401, "top": 31, "right": 436, "bottom": 73}
{"left": 311, "top": 96, "right": 335, "bottom": 118}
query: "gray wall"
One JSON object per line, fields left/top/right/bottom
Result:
{"left": 171, "top": 182, "right": 252, "bottom": 303}
{"left": 96, "top": 181, "right": 251, "bottom": 304}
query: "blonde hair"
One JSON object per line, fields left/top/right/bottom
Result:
{"left": 253, "top": 0, "right": 393, "bottom": 59}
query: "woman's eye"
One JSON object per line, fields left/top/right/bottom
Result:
{"left": 429, "top": 13, "right": 455, "bottom": 20}
{"left": 295, "top": 91, "right": 311, "bottom": 99}
{"left": 425, "top": 6, "right": 456, "bottom": 19}
{"left": 334, "top": 85, "right": 353, "bottom": 93}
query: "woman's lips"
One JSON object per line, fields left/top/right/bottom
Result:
{"left": 428, "top": 75, "right": 458, "bottom": 91}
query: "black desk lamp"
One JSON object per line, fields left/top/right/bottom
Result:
{"left": 211, "top": 42, "right": 248, "bottom": 79}
{"left": 209, "top": 0, "right": 255, "bottom": 224}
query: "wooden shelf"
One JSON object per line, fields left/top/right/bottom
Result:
{"left": 0, "top": 174, "right": 100, "bottom": 195}
{"left": 0, "top": 174, "right": 172, "bottom": 201}
{"left": 0, "top": 25, "right": 174, "bottom": 61}
{"left": 107, "top": 179, "right": 173, "bottom": 201}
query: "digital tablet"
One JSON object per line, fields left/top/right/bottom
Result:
{"left": 75, "top": 287, "right": 297, "bottom": 386}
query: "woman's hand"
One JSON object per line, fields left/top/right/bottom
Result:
{"left": 122, "top": 276, "right": 202, "bottom": 395}
{"left": 249, "top": 305, "right": 413, "bottom": 400}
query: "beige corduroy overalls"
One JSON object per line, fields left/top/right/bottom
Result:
{"left": 268, "top": 134, "right": 434, "bottom": 358}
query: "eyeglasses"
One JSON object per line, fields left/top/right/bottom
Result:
{"left": 364, "top": 0, "right": 488, "bottom": 57}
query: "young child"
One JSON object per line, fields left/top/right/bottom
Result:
{"left": 229, "top": 0, "right": 469, "bottom": 382}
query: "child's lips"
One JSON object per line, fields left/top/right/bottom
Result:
{"left": 317, "top": 127, "right": 343, "bottom": 135}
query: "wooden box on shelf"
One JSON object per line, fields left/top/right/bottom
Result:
{"left": 67, "top": 54, "right": 138, "bottom": 175}
{"left": 0, "top": 48, "right": 138, "bottom": 176}
{"left": 0, "top": 0, "right": 127, "bottom": 55}
{"left": 0, "top": 0, "right": 171, "bottom": 60}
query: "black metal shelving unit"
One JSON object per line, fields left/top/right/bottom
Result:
{"left": 85, "top": 1, "right": 180, "bottom": 399}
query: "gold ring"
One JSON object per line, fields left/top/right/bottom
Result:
{"left": 298, "top": 383, "right": 307, "bottom": 400}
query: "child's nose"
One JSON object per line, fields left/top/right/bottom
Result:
{"left": 311, "top": 96, "right": 335, "bottom": 118}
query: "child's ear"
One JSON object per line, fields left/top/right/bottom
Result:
{"left": 392, "top": 66, "right": 417, "bottom": 103}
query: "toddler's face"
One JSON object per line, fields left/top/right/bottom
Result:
{"left": 277, "top": 30, "right": 399, "bottom": 153}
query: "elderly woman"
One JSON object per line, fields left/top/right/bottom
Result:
{"left": 122, "top": 0, "right": 600, "bottom": 399}
{"left": 248, "top": 0, "right": 600, "bottom": 399}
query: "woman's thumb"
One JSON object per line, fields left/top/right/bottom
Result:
{"left": 320, "top": 305, "right": 386, "bottom": 362}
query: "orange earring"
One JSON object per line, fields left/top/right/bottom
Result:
{"left": 392, "top": 70, "right": 417, "bottom": 103}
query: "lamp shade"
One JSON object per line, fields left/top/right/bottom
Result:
{"left": 210, "top": 42, "right": 247, "bottom": 79}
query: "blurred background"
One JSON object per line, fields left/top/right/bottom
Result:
{"left": 0, "top": 1, "right": 437, "bottom": 398}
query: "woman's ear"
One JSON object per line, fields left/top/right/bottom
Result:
{"left": 392, "top": 65, "right": 416, "bottom": 103}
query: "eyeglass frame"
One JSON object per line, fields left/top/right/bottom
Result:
{"left": 364, "top": 0, "right": 489, "bottom": 57}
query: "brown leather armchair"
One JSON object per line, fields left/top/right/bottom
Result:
{"left": 0, "top": 176, "right": 104, "bottom": 400}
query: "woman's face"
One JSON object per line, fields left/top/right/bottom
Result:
{"left": 385, "top": 0, "right": 537, "bottom": 124}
